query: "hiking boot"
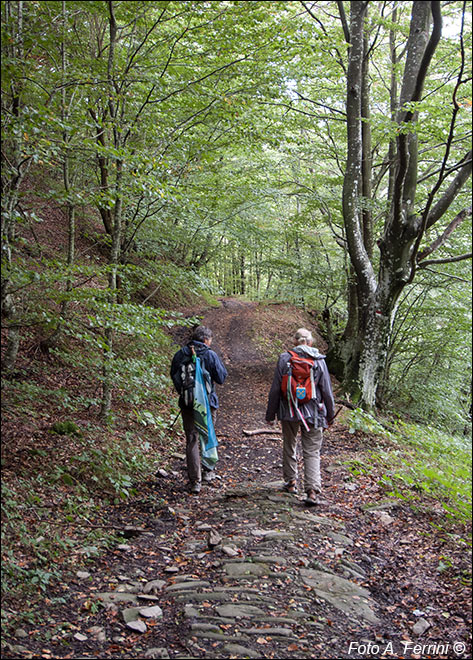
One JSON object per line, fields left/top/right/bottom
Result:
{"left": 305, "top": 488, "right": 320, "bottom": 506}
{"left": 189, "top": 481, "right": 201, "bottom": 494}
{"left": 283, "top": 480, "right": 297, "bottom": 494}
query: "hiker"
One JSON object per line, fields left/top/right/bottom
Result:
{"left": 265, "top": 327, "right": 335, "bottom": 505}
{"left": 170, "top": 325, "right": 227, "bottom": 494}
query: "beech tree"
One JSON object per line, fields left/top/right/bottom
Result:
{"left": 337, "top": 1, "right": 471, "bottom": 407}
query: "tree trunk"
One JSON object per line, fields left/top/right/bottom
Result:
{"left": 339, "top": 1, "right": 450, "bottom": 409}
{"left": 99, "top": 1, "right": 123, "bottom": 420}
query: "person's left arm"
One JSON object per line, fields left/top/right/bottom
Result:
{"left": 207, "top": 350, "right": 227, "bottom": 385}
{"left": 319, "top": 361, "right": 335, "bottom": 422}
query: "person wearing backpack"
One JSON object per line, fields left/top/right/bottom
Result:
{"left": 265, "top": 328, "right": 335, "bottom": 506}
{"left": 170, "top": 326, "right": 227, "bottom": 494}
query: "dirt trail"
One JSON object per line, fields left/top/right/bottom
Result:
{"left": 4, "top": 299, "right": 471, "bottom": 660}
{"left": 203, "top": 298, "right": 274, "bottom": 437}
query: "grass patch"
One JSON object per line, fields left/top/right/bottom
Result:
{"left": 347, "top": 409, "right": 472, "bottom": 529}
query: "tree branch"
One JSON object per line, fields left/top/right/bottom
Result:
{"left": 417, "top": 252, "right": 472, "bottom": 268}
{"left": 425, "top": 151, "right": 472, "bottom": 229}
{"left": 417, "top": 205, "right": 472, "bottom": 262}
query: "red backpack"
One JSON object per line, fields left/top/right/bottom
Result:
{"left": 281, "top": 351, "right": 319, "bottom": 428}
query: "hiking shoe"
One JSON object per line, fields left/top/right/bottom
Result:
{"left": 283, "top": 480, "right": 297, "bottom": 494}
{"left": 305, "top": 489, "right": 320, "bottom": 506}
{"left": 189, "top": 482, "right": 201, "bottom": 494}
{"left": 202, "top": 470, "right": 216, "bottom": 483}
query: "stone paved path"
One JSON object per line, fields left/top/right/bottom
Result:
{"left": 90, "top": 469, "right": 384, "bottom": 659}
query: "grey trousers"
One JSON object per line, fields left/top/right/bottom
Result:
{"left": 281, "top": 420, "right": 323, "bottom": 492}
{"left": 181, "top": 407, "right": 217, "bottom": 484}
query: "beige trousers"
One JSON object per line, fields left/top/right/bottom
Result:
{"left": 281, "top": 420, "right": 323, "bottom": 492}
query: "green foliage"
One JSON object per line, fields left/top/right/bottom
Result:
{"left": 348, "top": 408, "right": 394, "bottom": 438}
{"left": 1, "top": 422, "right": 173, "bottom": 628}
{"left": 385, "top": 268, "right": 472, "bottom": 434}
{"left": 348, "top": 410, "right": 472, "bottom": 527}
{"left": 50, "top": 421, "right": 82, "bottom": 436}
{"left": 2, "top": 0, "right": 470, "bottom": 433}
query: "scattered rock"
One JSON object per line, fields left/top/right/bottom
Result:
{"left": 156, "top": 468, "right": 169, "bottom": 478}
{"left": 184, "top": 604, "right": 200, "bottom": 618}
{"left": 73, "top": 632, "right": 88, "bottom": 641}
{"left": 412, "top": 618, "right": 431, "bottom": 636}
{"left": 222, "top": 545, "right": 239, "bottom": 557}
{"left": 138, "top": 605, "right": 163, "bottom": 618}
{"left": 123, "top": 526, "right": 146, "bottom": 538}
{"left": 171, "top": 452, "right": 186, "bottom": 460}
{"left": 14, "top": 628, "right": 28, "bottom": 638}
{"left": 117, "top": 544, "right": 132, "bottom": 551}
{"left": 88, "top": 626, "right": 106, "bottom": 642}
{"left": 96, "top": 592, "right": 138, "bottom": 604}
{"left": 373, "top": 510, "right": 395, "bottom": 526}
{"left": 126, "top": 620, "right": 147, "bottom": 633}
{"left": 208, "top": 529, "right": 222, "bottom": 548}
{"left": 76, "top": 570, "right": 91, "bottom": 580}
{"left": 143, "top": 649, "right": 170, "bottom": 659}
{"left": 78, "top": 545, "right": 99, "bottom": 556}
{"left": 143, "top": 579, "right": 166, "bottom": 593}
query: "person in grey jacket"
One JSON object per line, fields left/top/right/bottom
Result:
{"left": 265, "top": 328, "right": 335, "bottom": 505}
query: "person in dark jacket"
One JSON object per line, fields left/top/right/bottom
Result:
{"left": 170, "top": 326, "right": 227, "bottom": 494}
{"left": 265, "top": 328, "right": 335, "bottom": 505}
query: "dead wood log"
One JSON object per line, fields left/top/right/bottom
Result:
{"left": 242, "top": 428, "right": 283, "bottom": 436}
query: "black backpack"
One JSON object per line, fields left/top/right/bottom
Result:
{"left": 180, "top": 344, "right": 212, "bottom": 407}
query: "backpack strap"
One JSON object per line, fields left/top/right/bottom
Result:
{"left": 286, "top": 351, "right": 312, "bottom": 431}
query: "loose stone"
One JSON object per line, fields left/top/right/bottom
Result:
{"left": 126, "top": 620, "right": 147, "bottom": 633}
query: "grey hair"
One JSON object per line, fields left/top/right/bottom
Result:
{"left": 294, "top": 328, "right": 313, "bottom": 345}
{"left": 192, "top": 325, "right": 213, "bottom": 342}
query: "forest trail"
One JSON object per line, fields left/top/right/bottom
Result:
{"left": 4, "top": 299, "right": 470, "bottom": 660}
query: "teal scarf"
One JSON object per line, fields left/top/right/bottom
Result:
{"left": 193, "top": 355, "right": 218, "bottom": 470}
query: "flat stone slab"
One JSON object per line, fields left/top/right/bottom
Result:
{"left": 324, "top": 531, "right": 354, "bottom": 546}
{"left": 122, "top": 607, "right": 141, "bottom": 623}
{"left": 250, "top": 529, "right": 293, "bottom": 540}
{"left": 292, "top": 511, "right": 341, "bottom": 527}
{"left": 224, "top": 562, "right": 271, "bottom": 577}
{"left": 174, "top": 591, "right": 233, "bottom": 602}
{"left": 165, "top": 580, "right": 211, "bottom": 591}
{"left": 245, "top": 627, "right": 294, "bottom": 636}
{"left": 300, "top": 569, "right": 380, "bottom": 624}
{"left": 193, "top": 631, "right": 250, "bottom": 642}
{"left": 216, "top": 604, "right": 267, "bottom": 619}
{"left": 190, "top": 623, "right": 222, "bottom": 633}
{"left": 249, "top": 555, "right": 287, "bottom": 565}
{"left": 223, "top": 644, "right": 261, "bottom": 658}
